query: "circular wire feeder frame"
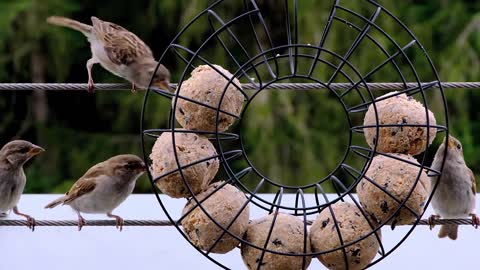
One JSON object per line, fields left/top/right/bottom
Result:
{"left": 141, "top": 0, "right": 449, "bottom": 269}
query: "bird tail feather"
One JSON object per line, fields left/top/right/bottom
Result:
{"left": 44, "top": 196, "right": 68, "bottom": 209}
{"left": 438, "top": 224, "right": 458, "bottom": 240}
{"left": 46, "top": 16, "right": 92, "bottom": 36}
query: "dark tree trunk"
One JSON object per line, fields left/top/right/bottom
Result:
{"left": 31, "top": 46, "right": 48, "bottom": 123}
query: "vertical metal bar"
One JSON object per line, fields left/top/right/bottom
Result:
{"left": 256, "top": 188, "right": 284, "bottom": 270}
{"left": 327, "top": 7, "right": 381, "bottom": 85}
{"left": 308, "top": 0, "right": 339, "bottom": 77}
{"left": 316, "top": 184, "right": 349, "bottom": 270}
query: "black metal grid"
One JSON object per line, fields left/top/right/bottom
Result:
{"left": 141, "top": 0, "right": 449, "bottom": 269}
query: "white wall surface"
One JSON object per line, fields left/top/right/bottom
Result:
{"left": 0, "top": 194, "right": 478, "bottom": 270}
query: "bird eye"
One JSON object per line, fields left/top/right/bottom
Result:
{"left": 19, "top": 147, "right": 29, "bottom": 154}
{"left": 457, "top": 144, "right": 462, "bottom": 150}
{"left": 124, "top": 163, "right": 135, "bottom": 169}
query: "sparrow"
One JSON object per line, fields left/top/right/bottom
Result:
{"left": 0, "top": 140, "right": 45, "bottom": 231}
{"left": 47, "top": 16, "right": 173, "bottom": 93}
{"left": 45, "top": 154, "right": 146, "bottom": 231}
{"left": 429, "top": 136, "right": 479, "bottom": 240}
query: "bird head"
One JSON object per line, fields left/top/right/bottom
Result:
{"left": 108, "top": 154, "right": 146, "bottom": 181}
{"left": 442, "top": 135, "right": 463, "bottom": 153}
{"left": 0, "top": 140, "right": 44, "bottom": 168}
{"left": 439, "top": 135, "right": 465, "bottom": 164}
{"left": 150, "top": 64, "right": 175, "bottom": 92}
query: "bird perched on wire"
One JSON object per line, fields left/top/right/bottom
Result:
{"left": 0, "top": 140, "right": 45, "bottom": 231}
{"left": 429, "top": 135, "right": 479, "bottom": 240}
{"left": 45, "top": 154, "right": 146, "bottom": 231}
{"left": 46, "top": 16, "right": 173, "bottom": 94}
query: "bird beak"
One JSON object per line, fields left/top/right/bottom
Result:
{"left": 153, "top": 80, "right": 175, "bottom": 93}
{"left": 137, "top": 162, "right": 147, "bottom": 172}
{"left": 27, "top": 145, "right": 45, "bottom": 157}
{"left": 447, "top": 138, "right": 456, "bottom": 149}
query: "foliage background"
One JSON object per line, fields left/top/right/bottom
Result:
{"left": 0, "top": 0, "right": 478, "bottom": 194}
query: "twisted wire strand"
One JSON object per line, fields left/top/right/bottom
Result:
{"left": 0, "top": 218, "right": 476, "bottom": 227}
{"left": 0, "top": 220, "right": 172, "bottom": 227}
{"left": 0, "top": 82, "right": 479, "bottom": 91}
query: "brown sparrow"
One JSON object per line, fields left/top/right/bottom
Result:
{"left": 45, "top": 154, "right": 146, "bottom": 231}
{"left": 429, "top": 136, "right": 479, "bottom": 240}
{"left": 47, "top": 16, "right": 173, "bottom": 93}
{"left": 0, "top": 140, "right": 45, "bottom": 231}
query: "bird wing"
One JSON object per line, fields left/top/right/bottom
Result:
{"left": 62, "top": 178, "right": 97, "bottom": 204}
{"left": 91, "top": 17, "right": 153, "bottom": 66}
{"left": 468, "top": 168, "right": 477, "bottom": 194}
{"left": 61, "top": 163, "right": 108, "bottom": 204}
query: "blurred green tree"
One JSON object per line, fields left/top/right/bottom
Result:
{"left": 0, "top": 0, "right": 478, "bottom": 193}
